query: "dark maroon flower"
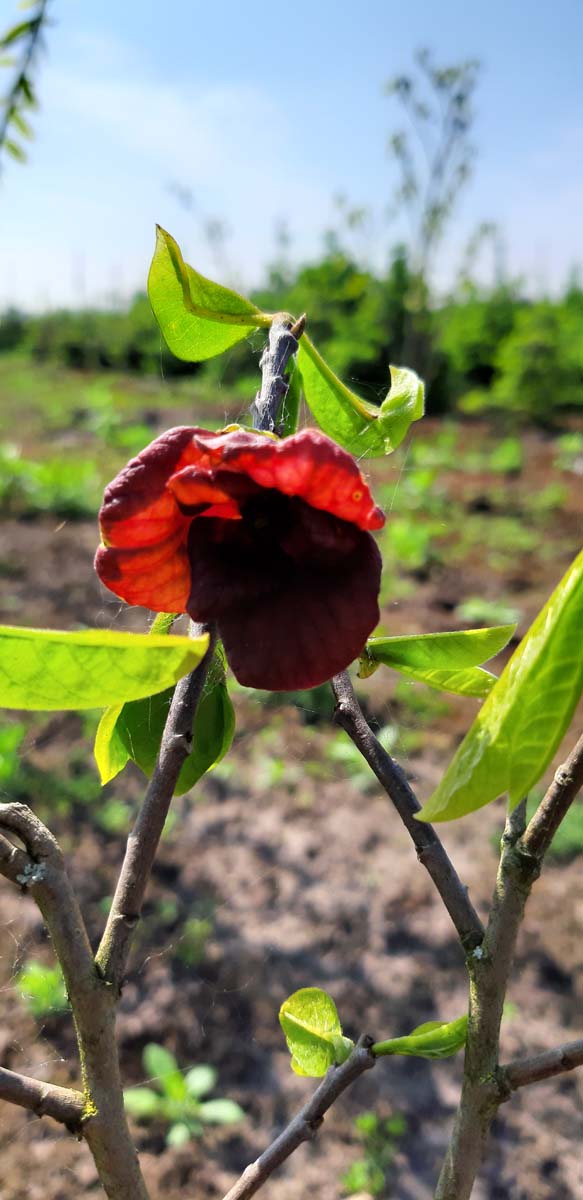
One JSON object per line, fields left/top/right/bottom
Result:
{"left": 95, "top": 426, "right": 385, "bottom": 690}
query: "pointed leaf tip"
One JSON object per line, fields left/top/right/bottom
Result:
{"left": 148, "top": 226, "right": 269, "bottom": 362}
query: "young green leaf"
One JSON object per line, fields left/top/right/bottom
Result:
{"left": 166, "top": 1121, "right": 195, "bottom": 1146}
{"left": 297, "top": 335, "right": 424, "bottom": 458}
{"left": 123, "top": 1087, "right": 162, "bottom": 1119}
{"left": 184, "top": 1065, "right": 217, "bottom": 1100}
{"left": 279, "top": 987, "right": 354, "bottom": 1078}
{"left": 143, "top": 1043, "right": 187, "bottom": 1102}
{"left": 198, "top": 1099, "right": 245, "bottom": 1124}
{"left": 94, "top": 643, "right": 235, "bottom": 794}
{"left": 419, "top": 548, "right": 583, "bottom": 822}
{"left": 359, "top": 625, "right": 515, "bottom": 698}
{"left": 0, "top": 625, "right": 209, "bottom": 711}
{"left": 372, "top": 1016, "right": 467, "bottom": 1059}
{"left": 148, "top": 226, "right": 270, "bottom": 362}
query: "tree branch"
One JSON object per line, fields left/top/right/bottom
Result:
{"left": 222, "top": 1039, "right": 375, "bottom": 1200}
{"left": 95, "top": 623, "right": 216, "bottom": 990}
{"left": 250, "top": 313, "right": 305, "bottom": 433}
{"left": 0, "top": 1066, "right": 84, "bottom": 1129}
{"left": 501, "top": 1038, "right": 583, "bottom": 1093}
{"left": 522, "top": 731, "right": 583, "bottom": 859}
{"left": 0, "top": 802, "right": 150, "bottom": 1199}
{"left": 331, "top": 671, "right": 483, "bottom": 950}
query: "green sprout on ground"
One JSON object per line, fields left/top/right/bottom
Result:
{"left": 16, "top": 960, "right": 69, "bottom": 1018}
{"left": 124, "top": 1044, "right": 245, "bottom": 1147}
{"left": 342, "top": 1111, "right": 407, "bottom": 1196}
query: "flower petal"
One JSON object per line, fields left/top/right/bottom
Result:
{"left": 99, "top": 427, "right": 199, "bottom": 549}
{"left": 95, "top": 530, "right": 191, "bottom": 612}
{"left": 216, "top": 531, "right": 382, "bottom": 690}
{"left": 214, "top": 428, "right": 385, "bottom": 531}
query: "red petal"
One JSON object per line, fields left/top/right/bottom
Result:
{"left": 95, "top": 530, "right": 191, "bottom": 612}
{"left": 218, "top": 532, "right": 381, "bottom": 689}
{"left": 215, "top": 428, "right": 385, "bottom": 531}
{"left": 99, "top": 427, "right": 199, "bottom": 549}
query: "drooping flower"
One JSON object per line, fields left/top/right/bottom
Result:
{"left": 95, "top": 426, "right": 385, "bottom": 691}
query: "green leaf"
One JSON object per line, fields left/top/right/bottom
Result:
{"left": 198, "top": 1099, "right": 245, "bottom": 1125}
{"left": 166, "top": 1122, "right": 194, "bottom": 1146}
{"left": 279, "top": 987, "right": 354, "bottom": 1078}
{"left": 5, "top": 138, "right": 26, "bottom": 162}
{"left": 359, "top": 625, "right": 515, "bottom": 698}
{"left": 419, "top": 548, "right": 583, "bottom": 822}
{"left": 10, "top": 109, "right": 32, "bottom": 139}
{"left": 184, "top": 1065, "right": 217, "bottom": 1099}
{"left": 94, "top": 643, "right": 235, "bottom": 794}
{"left": 143, "top": 1043, "right": 187, "bottom": 1102}
{"left": 372, "top": 1016, "right": 468, "bottom": 1059}
{"left": 123, "top": 1087, "right": 162, "bottom": 1118}
{"left": 148, "top": 226, "right": 269, "bottom": 362}
{"left": 0, "top": 625, "right": 209, "bottom": 712}
{"left": 0, "top": 20, "right": 34, "bottom": 49}
{"left": 297, "top": 335, "right": 424, "bottom": 458}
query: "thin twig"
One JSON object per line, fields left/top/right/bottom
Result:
{"left": 222, "top": 1038, "right": 375, "bottom": 1200}
{"left": 0, "top": 1066, "right": 84, "bottom": 1129}
{"left": 501, "top": 1038, "right": 583, "bottom": 1093}
{"left": 250, "top": 313, "right": 305, "bottom": 433}
{"left": 331, "top": 671, "right": 483, "bottom": 950}
{"left": 95, "top": 623, "right": 216, "bottom": 989}
{"left": 522, "top": 731, "right": 583, "bottom": 859}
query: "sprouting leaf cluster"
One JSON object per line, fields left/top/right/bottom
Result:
{"left": 124, "top": 1044, "right": 244, "bottom": 1147}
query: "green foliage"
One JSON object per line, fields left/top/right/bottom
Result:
{"left": 342, "top": 1111, "right": 407, "bottom": 1197}
{"left": 359, "top": 625, "right": 514, "bottom": 697}
{"left": 298, "top": 337, "right": 424, "bottom": 457}
{"left": 455, "top": 597, "right": 522, "bottom": 628}
{"left": 0, "top": 625, "right": 209, "bottom": 711}
{"left": 95, "top": 642, "right": 235, "bottom": 794}
{"left": 124, "top": 1044, "right": 244, "bottom": 1146}
{"left": 372, "top": 1016, "right": 468, "bottom": 1059}
{"left": 0, "top": 720, "right": 25, "bottom": 782}
{"left": 0, "top": 442, "right": 101, "bottom": 518}
{"left": 16, "top": 959, "right": 68, "bottom": 1018}
{"left": 553, "top": 431, "right": 583, "bottom": 474}
{"left": 148, "top": 226, "right": 268, "bottom": 362}
{"left": 279, "top": 988, "right": 354, "bottom": 1077}
{"left": 420, "top": 548, "right": 583, "bottom": 822}
{"left": 0, "top": 1, "right": 49, "bottom": 169}
{"left": 490, "top": 303, "right": 583, "bottom": 421}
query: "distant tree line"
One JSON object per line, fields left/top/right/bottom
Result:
{"left": 1, "top": 244, "right": 581, "bottom": 425}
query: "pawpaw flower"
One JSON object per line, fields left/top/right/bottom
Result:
{"left": 95, "top": 426, "right": 385, "bottom": 691}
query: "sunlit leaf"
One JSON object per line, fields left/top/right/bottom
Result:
{"left": 148, "top": 225, "right": 269, "bottom": 362}
{"left": 143, "top": 1043, "right": 186, "bottom": 1102}
{"left": 0, "top": 625, "right": 209, "bottom": 711}
{"left": 94, "top": 641, "right": 234, "bottom": 794}
{"left": 123, "top": 1087, "right": 161, "bottom": 1118}
{"left": 198, "top": 1099, "right": 245, "bottom": 1124}
{"left": 419, "top": 549, "right": 583, "bottom": 822}
{"left": 372, "top": 1016, "right": 467, "bottom": 1059}
{"left": 166, "top": 1122, "right": 193, "bottom": 1146}
{"left": 297, "top": 335, "right": 424, "bottom": 457}
{"left": 184, "top": 1065, "right": 217, "bottom": 1099}
{"left": 279, "top": 987, "right": 354, "bottom": 1078}
{"left": 359, "top": 625, "right": 515, "bottom": 697}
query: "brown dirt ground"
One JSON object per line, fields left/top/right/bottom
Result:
{"left": 0, "top": 422, "right": 582, "bottom": 1199}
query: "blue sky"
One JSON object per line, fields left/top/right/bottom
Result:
{"left": 1, "top": 0, "right": 582, "bottom": 309}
